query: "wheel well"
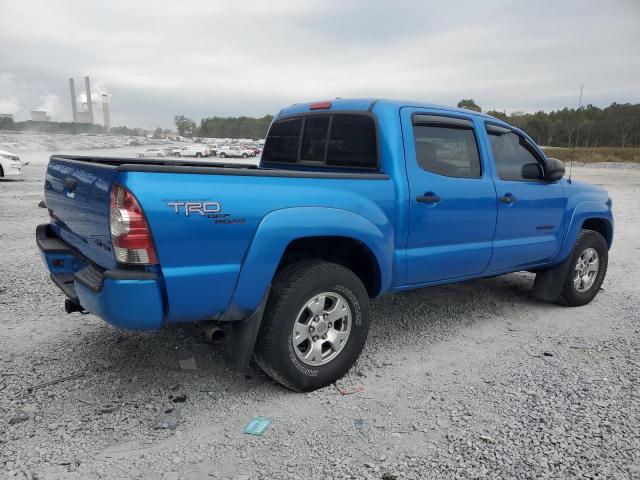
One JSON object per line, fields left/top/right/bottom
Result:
{"left": 277, "top": 236, "right": 381, "bottom": 297}
{"left": 582, "top": 218, "right": 612, "bottom": 247}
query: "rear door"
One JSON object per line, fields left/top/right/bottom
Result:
{"left": 483, "top": 123, "right": 566, "bottom": 272}
{"left": 401, "top": 108, "right": 497, "bottom": 284}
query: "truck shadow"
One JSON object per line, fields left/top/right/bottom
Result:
{"left": 39, "top": 270, "right": 549, "bottom": 402}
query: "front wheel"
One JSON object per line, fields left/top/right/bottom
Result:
{"left": 560, "top": 229, "right": 608, "bottom": 306}
{"left": 242, "top": 153, "right": 248, "bottom": 158}
{"left": 219, "top": 152, "right": 226, "bottom": 158}
{"left": 196, "top": 152, "right": 202, "bottom": 158}
{"left": 254, "top": 261, "right": 371, "bottom": 392}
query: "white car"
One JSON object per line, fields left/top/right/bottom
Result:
{"left": 0, "top": 149, "right": 22, "bottom": 178}
{"left": 177, "top": 145, "right": 210, "bottom": 158}
{"left": 138, "top": 148, "right": 166, "bottom": 158}
{"left": 217, "top": 145, "right": 251, "bottom": 159}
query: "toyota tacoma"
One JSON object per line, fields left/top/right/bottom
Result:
{"left": 37, "top": 99, "right": 614, "bottom": 391}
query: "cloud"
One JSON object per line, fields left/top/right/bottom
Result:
{"left": 0, "top": 0, "right": 638, "bottom": 127}
{"left": 37, "top": 94, "right": 63, "bottom": 119}
{"left": 0, "top": 96, "right": 21, "bottom": 115}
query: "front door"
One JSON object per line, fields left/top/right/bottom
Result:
{"left": 483, "top": 123, "right": 566, "bottom": 272}
{"left": 401, "top": 108, "right": 497, "bottom": 285}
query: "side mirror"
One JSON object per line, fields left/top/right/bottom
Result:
{"left": 545, "top": 157, "right": 565, "bottom": 181}
{"left": 521, "top": 162, "right": 544, "bottom": 180}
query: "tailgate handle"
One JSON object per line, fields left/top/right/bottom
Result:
{"left": 64, "top": 178, "right": 77, "bottom": 192}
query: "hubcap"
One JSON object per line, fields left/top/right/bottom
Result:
{"left": 291, "top": 292, "right": 352, "bottom": 367}
{"left": 573, "top": 247, "right": 599, "bottom": 292}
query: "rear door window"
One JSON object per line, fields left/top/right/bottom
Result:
{"left": 412, "top": 124, "right": 481, "bottom": 178}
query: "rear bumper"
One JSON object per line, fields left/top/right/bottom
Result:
{"left": 36, "top": 224, "right": 165, "bottom": 330}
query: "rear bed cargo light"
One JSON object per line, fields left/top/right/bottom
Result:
{"left": 109, "top": 184, "right": 158, "bottom": 265}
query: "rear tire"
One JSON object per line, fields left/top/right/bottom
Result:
{"left": 559, "top": 229, "right": 608, "bottom": 306}
{"left": 219, "top": 152, "right": 226, "bottom": 158}
{"left": 254, "top": 261, "right": 371, "bottom": 392}
{"left": 242, "top": 153, "right": 248, "bottom": 158}
{"left": 196, "top": 152, "right": 202, "bottom": 158}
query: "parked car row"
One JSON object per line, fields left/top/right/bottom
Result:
{"left": 138, "top": 143, "right": 261, "bottom": 159}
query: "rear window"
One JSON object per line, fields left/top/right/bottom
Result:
{"left": 262, "top": 113, "right": 378, "bottom": 169}
{"left": 262, "top": 118, "right": 302, "bottom": 163}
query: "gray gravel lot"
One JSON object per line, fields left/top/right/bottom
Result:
{"left": 1, "top": 153, "right": 639, "bottom": 479}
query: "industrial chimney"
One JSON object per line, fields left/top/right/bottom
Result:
{"left": 84, "top": 76, "right": 94, "bottom": 124}
{"left": 69, "top": 78, "right": 78, "bottom": 122}
{"left": 102, "top": 94, "right": 111, "bottom": 131}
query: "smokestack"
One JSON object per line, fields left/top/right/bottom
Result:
{"left": 101, "top": 94, "right": 110, "bottom": 131}
{"left": 69, "top": 78, "right": 78, "bottom": 122}
{"left": 84, "top": 76, "right": 94, "bottom": 124}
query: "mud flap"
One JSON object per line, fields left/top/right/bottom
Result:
{"left": 224, "top": 287, "right": 270, "bottom": 371}
{"left": 532, "top": 255, "right": 572, "bottom": 302}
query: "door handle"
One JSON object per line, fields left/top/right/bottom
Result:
{"left": 498, "top": 194, "right": 517, "bottom": 204}
{"left": 416, "top": 194, "right": 441, "bottom": 203}
{"left": 64, "top": 178, "right": 77, "bottom": 192}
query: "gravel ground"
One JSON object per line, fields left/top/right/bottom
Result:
{"left": 1, "top": 153, "right": 639, "bottom": 479}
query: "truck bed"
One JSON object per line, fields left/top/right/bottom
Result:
{"left": 43, "top": 154, "right": 394, "bottom": 327}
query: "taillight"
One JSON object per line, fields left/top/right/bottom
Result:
{"left": 109, "top": 184, "right": 158, "bottom": 265}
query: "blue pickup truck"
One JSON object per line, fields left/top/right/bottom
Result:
{"left": 37, "top": 99, "right": 613, "bottom": 391}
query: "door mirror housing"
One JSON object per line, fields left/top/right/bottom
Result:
{"left": 544, "top": 157, "right": 565, "bottom": 181}
{"left": 521, "top": 162, "right": 544, "bottom": 180}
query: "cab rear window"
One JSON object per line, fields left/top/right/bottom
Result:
{"left": 262, "top": 113, "right": 378, "bottom": 169}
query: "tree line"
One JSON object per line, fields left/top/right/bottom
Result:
{"left": 458, "top": 99, "right": 640, "bottom": 148}
{"left": 175, "top": 114, "right": 274, "bottom": 139}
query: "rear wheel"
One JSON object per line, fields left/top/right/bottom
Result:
{"left": 254, "top": 261, "right": 371, "bottom": 392}
{"left": 196, "top": 152, "right": 202, "bottom": 158}
{"left": 219, "top": 152, "right": 226, "bottom": 158}
{"left": 560, "top": 229, "right": 608, "bottom": 306}
{"left": 242, "top": 153, "right": 248, "bottom": 158}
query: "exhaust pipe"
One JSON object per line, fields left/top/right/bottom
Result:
{"left": 64, "top": 298, "right": 85, "bottom": 314}
{"left": 199, "top": 322, "right": 226, "bottom": 343}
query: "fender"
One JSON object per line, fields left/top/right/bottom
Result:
{"left": 556, "top": 201, "right": 613, "bottom": 263}
{"left": 226, "top": 207, "right": 394, "bottom": 318}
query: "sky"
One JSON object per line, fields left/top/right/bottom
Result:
{"left": 1, "top": 0, "right": 639, "bottom": 129}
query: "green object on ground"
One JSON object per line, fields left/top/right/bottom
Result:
{"left": 244, "top": 416, "right": 272, "bottom": 436}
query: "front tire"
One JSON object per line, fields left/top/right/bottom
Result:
{"left": 242, "top": 153, "right": 248, "bottom": 158}
{"left": 560, "top": 229, "right": 608, "bottom": 306}
{"left": 196, "top": 152, "right": 202, "bottom": 158}
{"left": 219, "top": 152, "right": 226, "bottom": 158}
{"left": 254, "top": 261, "right": 371, "bottom": 392}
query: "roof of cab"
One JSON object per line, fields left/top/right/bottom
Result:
{"left": 277, "top": 98, "right": 500, "bottom": 121}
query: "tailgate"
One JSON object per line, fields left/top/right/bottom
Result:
{"left": 44, "top": 157, "right": 117, "bottom": 269}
